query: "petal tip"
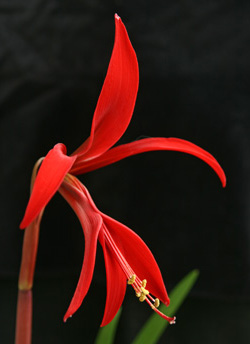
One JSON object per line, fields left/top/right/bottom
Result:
{"left": 19, "top": 211, "right": 37, "bottom": 231}
{"left": 19, "top": 217, "right": 29, "bottom": 230}
{"left": 19, "top": 222, "right": 26, "bottom": 230}
{"left": 222, "top": 176, "right": 227, "bottom": 188}
{"left": 100, "top": 320, "right": 106, "bottom": 328}
{"left": 63, "top": 313, "right": 72, "bottom": 323}
{"left": 165, "top": 297, "right": 170, "bottom": 307}
{"left": 218, "top": 168, "right": 226, "bottom": 188}
{"left": 114, "top": 13, "right": 121, "bottom": 21}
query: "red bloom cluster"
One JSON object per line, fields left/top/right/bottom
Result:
{"left": 20, "top": 14, "right": 226, "bottom": 326}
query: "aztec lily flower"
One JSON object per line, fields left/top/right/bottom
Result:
{"left": 20, "top": 14, "right": 226, "bottom": 326}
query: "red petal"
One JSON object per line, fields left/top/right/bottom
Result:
{"left": 98, "top": 228, "right": 127, "bottom": 327}
{"left": 59, "top": 177, "right": 102, "bottom": 321}
{"left": 20, "top": 144, "right": 76, "bottom": 229}
{"left": 72, "top": 14, "right": 139, "bottom": 160}
{"left": 71, "top": 137, "right": 226, "bottom": 187}
{"left": 102, "top": 214, "right": 170, "bottom": 306}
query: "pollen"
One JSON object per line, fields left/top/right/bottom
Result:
{"left": 154, "top": 298, "right": 160, "bottom": 308}
{"left": 139, "top": 294, "right": 146, "bottom": 302}
{"left": 135, "top": 280, "right": 150, "bottom": 302}
{"left": 127, "top": 274, "right": 136, "bottom": 285}
{"left": 141, "top": 287, "right": 149, "bottom": 295}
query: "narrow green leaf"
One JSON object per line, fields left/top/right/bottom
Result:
{"left": 131, "top": 269, "right": 199, "bottom": 344}
{"left": 94, "top": 308, "right": 122, "bottom": 344}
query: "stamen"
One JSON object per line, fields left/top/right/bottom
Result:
{"left": 139, "top": 294, "right": 146, "bottom": 302}
{"left": 128, "top": 274, "right": 136, "bottom": 285}
{"left": 102, "top": 225, "right": 175, "bottom": 325}
{"left": 130, "top": 277, "right": 176, "bottom": 324}
{"left": 154, "top": 298, "right": 160, "bottom": 308}
{"left": 103, "top": 227, "right": 134, "bottom": 279}
{"left": 146, "top": 298, "right": 176, "bottom": 324}
{"left": 141, "top": 287, "right": 149, "bottom": 295}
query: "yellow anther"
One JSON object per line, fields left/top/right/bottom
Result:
{"left": 139, "top": 294, "right": 146, "bottom": 302}
{"left": 140, "top": 287, "right": 149, "bottom": 295}
{"left": 154, "top": 298, "right": 160, "bottom": 308}
{"left": 135, "top": 291, "right": 141, "bottom": 298}
{"left": 128, "top": 274, "right": 136, "bottom": 285}
{"left": 142, "top": 279, "right": 147, "bottom": 288}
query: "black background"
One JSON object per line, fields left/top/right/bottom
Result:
{"left": 0, "top": 0, "right": 249, "bottom": 343}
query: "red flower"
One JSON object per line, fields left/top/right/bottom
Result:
{"left": 19, "top": 14, "right": 226, "bottom": 325}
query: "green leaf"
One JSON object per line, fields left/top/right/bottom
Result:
{"left": 131, "top": 269, "right": 199, "bottom": 344}
{"left": 94, "top": 308, "right": 122, "bottom": 344}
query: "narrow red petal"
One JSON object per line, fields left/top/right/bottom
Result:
{"left": 102, "top": 214, "right": 170, "bottom": 306}
{"left": 72, "top": 14, "right": 139, "bottom": 160}
{"left": 98, "top": 229, "right": 127, "bottom": 327}
{"left": 71, "top": 137, "right": 226, "bottom": 187}
{"left": 20, "top": 144, "right": 76, "bottom": 229}
{"left": 59, "top": 177, "right": 103, "bottom": 321}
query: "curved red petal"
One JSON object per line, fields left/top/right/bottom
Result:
{"left": 20, "top": 144, "right": 76, "bottom": 229}
{"left": 71, "top": 137, "right": 226, "bottom": 187}
{"left": 72, "top": 14, "right": 139, "bottom": 160}
{"left": 59, "top": 177, "right": 102, "bottom": 321}
{"left": 98, "top": 229, "right": 127, "bottom": 327}
{"left": 102, "top": 214, "right": 170, "bottom": 306}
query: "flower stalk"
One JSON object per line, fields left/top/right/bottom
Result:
{"left": 15, "top": 290, "right": 32, "bottom": 344}
{"left": 15, "top": 159, "right": 44, "bottom": 344}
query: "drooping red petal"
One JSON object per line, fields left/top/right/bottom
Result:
{"left": 98, "top": 228, "right": 127, "bottom": 327}
{"left": 77, "top": 181, "right": 169, "bottom": 316}
{"left": 59, "top": 177, "right": 103, "bottom": 322}
{"left": 20, "top": 144, "right": 76, "bottom": 229}
{"left": 72, "top": 14, "right": 139, "bottom": 160}
{"left": 102, "top": 213, "right": 170, "bottom": 306}
{"left": 71, "top": 137, "right": 226, "bottom": 187}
